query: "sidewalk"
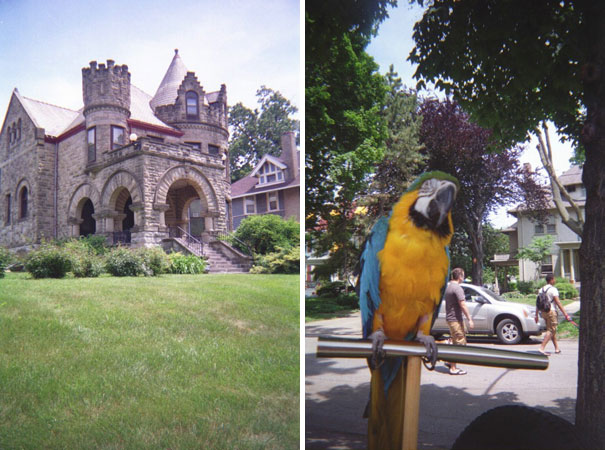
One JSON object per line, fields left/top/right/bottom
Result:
{"left": 306, "top": 312, "right": 579, "bottom": 449}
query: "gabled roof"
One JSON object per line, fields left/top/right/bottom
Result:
{"left": 231, "top": 171, "right": 300, "bottom": 198}
{"left": 249, "top": 154, "right": 287, "bottom": 177}
{"left": 558, "top": 165, "right": 583, "bottom": 187}
{"left": 16, "top": 89, "right": 80, "bottom": 137}
{"left": 150, "top": 49, "right": 189, "bottom": 110}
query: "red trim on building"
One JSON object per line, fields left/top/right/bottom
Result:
{"left": 44, "top": 123, "right": 86, "bottom": 143}
{"left": 127, "top": 119, "right": 183, "bottom": 137}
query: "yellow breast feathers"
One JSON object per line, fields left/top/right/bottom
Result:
{"left": 376, "top": 190, "right": 453, "bottom": 339}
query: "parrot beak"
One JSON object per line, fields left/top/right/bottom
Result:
{"left": 429, "top": 181, "right": 457, "bottom": 228}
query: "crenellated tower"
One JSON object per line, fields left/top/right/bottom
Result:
{"left": 82, "top": 60, "right": 131, "bottom": 158}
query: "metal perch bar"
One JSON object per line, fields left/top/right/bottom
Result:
{"left": 316, "top": 336, "right": 549, "bottom": 370}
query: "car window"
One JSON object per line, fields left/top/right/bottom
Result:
{"left": 463, "top": 287, "right": 489, "bottom": 304}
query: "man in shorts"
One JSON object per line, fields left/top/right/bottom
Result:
{"left": 444, "top": 268, "right": 474, "bottom": 375}
{"left": 535, "top": 274, "right": 571, "bottom": 355}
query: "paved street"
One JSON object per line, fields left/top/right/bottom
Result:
{"left": 305, "top": 312, "right": 579, "bottom": 449}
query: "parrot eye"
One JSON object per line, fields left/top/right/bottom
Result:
{"left": 418, "top": 178, "right": 439, "bottom": 197}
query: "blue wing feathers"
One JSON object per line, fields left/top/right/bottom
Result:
{"left": 358, "top": 216, "right": 389, "bottom": 339}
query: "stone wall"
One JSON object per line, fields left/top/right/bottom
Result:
{"left": 0, "top": 96, "right": 55, "bottom": 250}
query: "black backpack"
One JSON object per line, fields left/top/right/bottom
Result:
{"left": 536, "top": 286, "right": 552, "bottom": 312}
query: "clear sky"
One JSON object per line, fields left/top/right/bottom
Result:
{"left": 0, "top": 0, "right": 299, "bottom": 118}
{"left": 366, "top": 3, "right": 575, "bottom": 227}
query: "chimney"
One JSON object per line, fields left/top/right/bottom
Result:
{"left": 280, "top": 131, "right": 298, "bottom": 182}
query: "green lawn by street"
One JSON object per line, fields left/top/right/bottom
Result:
{"left": 305, "top": 295, "right": 358, "bottom": 322}
{"left": 0, "top": 272, "right": 299, "bottom": 449}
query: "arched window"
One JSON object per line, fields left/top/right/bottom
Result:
{"left": 19, "top": 186, "right": 28, "bottom": 219}
{"left": 8, "top": 124, "right": 13, "bottom": 144}
{"left": 17, "top": 119, "right": 21, "bottom": 140}
{"left": 186, "top": 91, "right": 198, "bottom": 117}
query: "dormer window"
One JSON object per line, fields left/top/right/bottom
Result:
{"left": 186, "top": 91, "right": 199, "bottom": 118}
{"left": 258, "top": 162, "right": 284, "bottom": 185}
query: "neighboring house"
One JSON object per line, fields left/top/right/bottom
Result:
{"left": 493, "top": 165, "right": 584, "bottom": 286}
{"left": 230, "top": 132, "right": 300, "bottom": 228}
{"left": 0, "top": 50, "right": 233, "bottom": 253}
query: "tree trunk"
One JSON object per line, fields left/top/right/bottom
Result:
{"left": 464, "top": 216, "right": 484, "bottom": 285}
{"left": 576, "top": 5, "right": 605, "bottom": 446}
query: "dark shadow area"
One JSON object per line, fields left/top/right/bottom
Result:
{"left": 306, "top": 354, "right": 368, "bottom": 379}
{"left": 306, "top": 324, "right": 361, "bottom": 338}
{"left": 307, "top": 373, "right": 576, "bottom": 450}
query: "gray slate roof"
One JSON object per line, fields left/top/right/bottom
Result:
{"left": 18, "top": 90, "right": 80, "bottom": 137}
{"left": 149, "top": 50, "right": 189, "bottom": 110}
{"left": 15, "top": 83, "right": 179, "bottom": 139}
{"left": 558, "top": 165, "right": 583, "bottom": 186}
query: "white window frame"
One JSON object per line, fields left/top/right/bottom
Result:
{"left": 258, "top": 162, "right": 284, "bottom": 186}
{"left": 267, "top": 192, "right": 279, "bottom": 211}
{"left": 244, "top": 196, "right": 256, "bottom": 215}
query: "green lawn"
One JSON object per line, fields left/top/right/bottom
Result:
{"left": 0, "top": 272, "right": 299, "bottom": 449}
{"left": 305, "top": 295, "right": 359, "bottom": 322}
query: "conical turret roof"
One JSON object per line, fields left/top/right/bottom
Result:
{"left": 150, "top": 49, "right": 189, "bottom": 109}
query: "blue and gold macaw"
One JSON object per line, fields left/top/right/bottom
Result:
{"left": 357, "top": 171, "right": 458, "bottom": 449}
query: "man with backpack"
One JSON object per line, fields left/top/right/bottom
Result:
{"left": 534, "top": 274, "right": 571, "bottom": 355}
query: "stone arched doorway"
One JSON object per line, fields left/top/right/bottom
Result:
{"left": 164, "top": 179, "right": 210, "bottom": 239}
{"left": 108, "top": 187, "right": 135, "bottom": 244}
{"left": 79, "top": 198, "right": 96, "bottom": 236}
{"left": 101, "top": 171, "right": 144, "bottom": 245}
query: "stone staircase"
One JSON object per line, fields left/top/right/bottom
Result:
{"left": 204, "top": 241, "right": 253, "bottom": 273}
{"left": 163, "top": 232, "right": 252, "bottom": 274}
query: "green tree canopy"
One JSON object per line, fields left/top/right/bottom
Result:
{"left": 232, "top": 214, "right": 299, "bottom": 255}
{"left": 228, "top": 86, "right": 299, "bottom": 181}
{"left": 362, "top": 65, "right": 426, "bottom": 219}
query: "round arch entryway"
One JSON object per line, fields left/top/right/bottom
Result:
{"left": 164, "top": 179, "right": 210, "bottom": 238}
{"left": 67, "top": 183, "right": 101, "bottom": 238}
{"left": 79, "top": 198, "right": 96, "bottom": 237}
{"left": 101, "top": 170, "right": 144, "bottom": 243}
{"left": 154, "top": 166, "right": 221, "bottom": 236}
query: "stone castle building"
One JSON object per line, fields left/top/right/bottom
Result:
{"left": 0, "top": 51, "right": 239, "bottom": 262}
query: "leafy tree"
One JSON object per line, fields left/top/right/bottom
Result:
{"left": 306, "top": 0, "right": 393, "bottom": 287}
{"left": 419, "top": 98, "right": 548, "bottom": 285}
{"left": 364, "top": 65, "right": 426, "bottom": 218}
{"left": 410, "top": 2, "right": 605, "bottom": 440}
{"left": 232, "top": 214, "right": 298, "bottom": 255}
{"left": 306, "top": 0, "right": 392, "bottom": 227}
{"left": 449, "top": 223, "right": 509, "bottom": 279}
{"left": 228, "top": 86, "right": 299, "bottom": 181}
{"left": 516, "top": 235, "right": 556, "bottom": 280}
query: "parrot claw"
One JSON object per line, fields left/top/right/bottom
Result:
{"left": 416, "top": 332, "right": 437, "bottom": 370}
{"left": 369, "top": 330, "right": 386, "bottom": 370}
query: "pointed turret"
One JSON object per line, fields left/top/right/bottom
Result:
{"left": 150, "top": 49, "right": 189, "bottom": 110}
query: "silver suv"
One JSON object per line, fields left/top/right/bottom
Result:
{"left": 431, "top": 283, "right": 546, "bottom": 344}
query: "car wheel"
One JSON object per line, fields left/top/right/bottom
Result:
{"left": 496, "top": 318, "right": 522, "bottom": 344}
{"left": 452, "top": 405, "right": 588, "bottom": 450}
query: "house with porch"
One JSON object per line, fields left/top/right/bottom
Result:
{"left": 492, "top": 165, "right": 584, "bottom": 289}
{"left": 0, "top": 50, "right": 250, "bottom": 272}
{"left": 230, "top": 131, "right": 299, "bottom": 228}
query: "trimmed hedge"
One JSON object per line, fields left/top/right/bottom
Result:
{"left": 138, "top": 247, "right": 171, "bottom": 276}
{"left": 25, "top": 244, "right": 72, "bottom": 279}
{"left": 250, "top": 246, "right": 299, "bottom": 274}
{"left": 168, "top": 252, "right": 207, "bottom": 274}
{"left": 105, "top": 247, "right": 145, "bottom": 277}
